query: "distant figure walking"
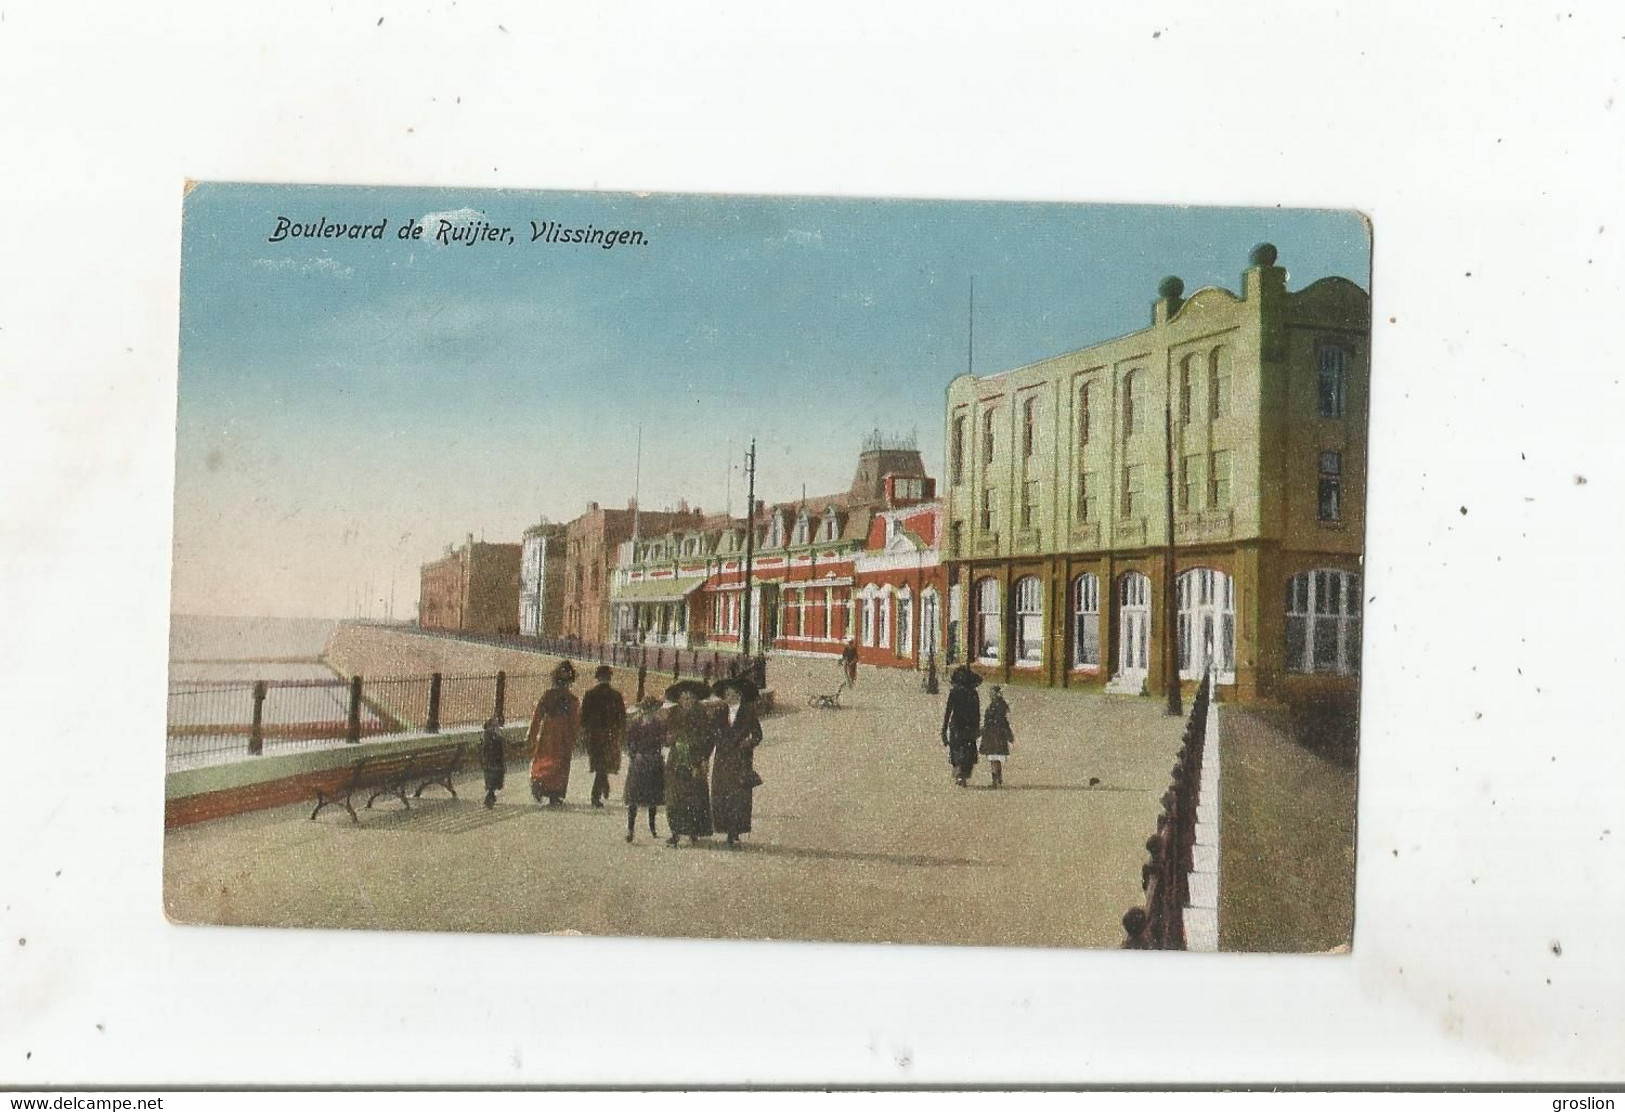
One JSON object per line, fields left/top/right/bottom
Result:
{"left": 979, "top": 685, "right": 1014, "bottom": 788}
{"left": 480, "top": 715, "right": 506, "bottom": 809}
{"left": 581, "top": 664, "right": 627, "bottom": 808}
{"left": 528, "top": 660, "right": 580, "bottom": 806}
{"left": 942, "top": 664, "right": 982, "bottom": 787}
{"left": 841, "top": 639, "right": 859, "bottom": 687}
{"left": 622, "top": 694, "right": 667, "bottom": 842}
{"left": 663, "top": 680, "right": 716, "bottom": 846}
{"left": 710, "top": 676, "right": 763, "bottom": 849}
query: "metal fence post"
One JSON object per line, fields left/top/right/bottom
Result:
{"left": 346, "top": 676, "right": 362, "bottom": 744}
{"left": 494, "top": 670, "right": 506, "bottom": 726}
{"left": 249, "top": 680, "right": 267, "bottom": 755}
{"left": 427, "top": 672, "right": 442, "bottom": 734}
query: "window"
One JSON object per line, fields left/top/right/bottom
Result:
{"left": 1179, "top": 356, "right": 1195, "bottom": 423}
{"left": 1285, "top": 569, "right": 1361, "bottom": 674}
{"left": 1177, "top": 568, "right": 1236, "bottom": 681}
{"left": 1072, "top": 573, "right": 1100, "bottom": 668}
{"left": 1077, "top": 472, "right": 1095, "bottom": 523}
{"left": 1318, "top": 451, "right": 1342, "bottom": 522}
{"left": 1021, "top": 480, "right": 1040, "bottom": 530}
{"left": 980, "top": 487, "right": 995, "bottom": 532}
{"left": 950, "top": 521, "right": 965, "bottom": 558}
{"left": 975, "top": 577, "right": 1001, "bottom": 663}
{"left": 951, "top": 417, "right": 966, "bottom": 485}
{"left": 1209, "top": 450, "right": 1232, "bottom": 510}
{"left": 1318, "top": 344, "right": 1348, "bottom": 418}
{"left": 982, "top": 408, "right": 996, "bottom": 465}
{"left": 1078, "top": 382, "right": 1092, "bottom": 447}
{"left": 823, "top": 509, "right": 840, "bottom": 542}
{"left": 860, "top": 591, "right": 875, "bottom": 646}
{"left": 1122, "top": 372, "right": 1139, "bottom": 437}
{"left": 792, "top": 512, "right": 810, "bottom": 546}
{"left": 1122, "top": 464, "right": 1143, "bottom": 518}
{"left": 1180, "top": 454, "right": 1201, "bottom": 513}
{"left": 877, "top": 592, "right": 892, "bottom": 650}
{"left": 1014, "top": 576, "right": 1043, "bottom": 666}
{"left": 894, "top": 477, "right": 925, "bottom": 502}
{"left": 897, "top": 592, "right": 914, "bottom": 657}
{"left": 1022, "top": 397, "right": 1037, "bottom": 458}
{"left": 1209, "top": 347, "right": 1231, "bottom": 420}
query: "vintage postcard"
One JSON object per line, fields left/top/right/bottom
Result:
{"left": 165, "top": 184, "right": 1370, "bottom": 952}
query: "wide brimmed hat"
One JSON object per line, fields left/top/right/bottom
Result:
{"left": 950, "top": 665, "right": 983, "bottom": 688}
{"left": 664, "top": 679, "right": 713, "bottom": 703}
{"left": 551, "top": 660, "right": 578, "bottom": 684}
{"left": 593, "top": 664, "right": 613, "bottom": 681}
{"left": 712, "top": 676, "right": 760, "bottom": 703}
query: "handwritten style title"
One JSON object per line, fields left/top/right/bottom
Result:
{"left": 265, "top": 216, "right": 649, "bottom": 250}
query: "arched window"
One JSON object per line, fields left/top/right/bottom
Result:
{"left": 1014, "top": 576, "right": 1044, "bottom": 666}
{"left": 1286, "top": 570, "right": 1361, "bottom": 674}
{"left": 975, "top": 577, "right": 1001, "bottom": 663}
{"left": 877, "top": 589, "right": 893, "bottom": 651}
{"left": 793, "top": 511, "right": 810, "bottom": 546}
{"left": 1072, "top": 573, "right": 1100, "bottom": 668}
{"left": 1209, "top": 347, "right": 1231, "bottom": 420}
{"left": 982, "top": 407, "right": 996, "bottom": 465}
{"left": 1177, "top": 568, "right": 1237, "bottom": 683}
{"left": 860, "top": 587, "right": 877, "bottom": 647}
{"left": 1318, "top": 344, "right": 1348, "bottom": 419}
{"left": 1179, "top": 354, "right": 1195, "bottom": 423}
{"left": 921, "top": 589, "right": 940, "bottom": 662}
{"left": 896, "top": 588, "right": 914, "bottom": 657}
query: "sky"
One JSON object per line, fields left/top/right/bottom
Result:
{"left": 173, "top": 184, "right": 1370, "bottom": 619}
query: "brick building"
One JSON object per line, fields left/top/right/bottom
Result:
{"left": 942, "top": 243, "right": 1369, "bottom": 708}
{"left": 560, "top": 502, "right": 705, "bottom": 643}
{"left": 418, "top": 535, "right": 523, "bottom": 635}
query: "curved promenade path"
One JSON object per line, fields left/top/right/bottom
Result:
{"left": 164, "top": 656, "right": 1187, "bottom": 949}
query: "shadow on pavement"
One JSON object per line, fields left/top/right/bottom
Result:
{"left": 739, "top": 843, "right": 989, "bottom": 868}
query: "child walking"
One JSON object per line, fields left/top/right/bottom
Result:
{"left": 979, "top": 685, "right": 1014, "bottom": 788}
{"left": 622, "top": 694, "right": 667, "bottom": 842}
{"left": 480, "top": 715, "right": 506, "bottom": 808}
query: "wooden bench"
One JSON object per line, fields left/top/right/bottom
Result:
{"left": 310, "top": 742, "right": 468, "bottom": 823}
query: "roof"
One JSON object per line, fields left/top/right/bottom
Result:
{"left": 610, "top": 577, "right": 708, "bottom": 604}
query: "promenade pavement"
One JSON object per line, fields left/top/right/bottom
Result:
{"left": 164, "top": 656, "right": 1187, "bottom": 949}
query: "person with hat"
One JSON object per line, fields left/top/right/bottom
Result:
{"left": 942, "top": 664, "right": 982, "bottom": 787}
{"left": 662, "top": 679, "right": 716, "bottom": 846}
{"left": 840, "top": 638, "right": 859, "bottom": 688}
{"left": 527, "top": 660, "right": 580, "bottom": 806}
{"left": 978, "top": 684, "right": 1015, "bottom": 788}
{"left": 621, "top": 694, "right": 667, "bottom": 842}
{"left": 580, "top": 664, "right": 627, "bottom": 808}
{"left": 710, "top": 676, "right": 763, "bottom": 849}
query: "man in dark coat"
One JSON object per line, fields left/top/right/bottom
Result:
{"left": 942, "top": 664, "right": 982, "bottom": 787}
{"left": 840, "top": 640, "right": 859, "bottom": 687}
{"left": 710, "top": 676, "right": 763, "bottom": 848}
{"left": 580, "top": 664, "right": 627, "bottom": 808}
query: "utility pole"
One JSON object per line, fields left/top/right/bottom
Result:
{"left": 632, "top": 423, "right": 642, "bottom": 543}
{"left": 740, "top": 438, "right": 757, "bottom": 657}
{"left": 1163, "top": 399, "right": 1183, "bottom": 716}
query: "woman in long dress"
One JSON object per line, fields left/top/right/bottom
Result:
{"left": 662, "top": 680, "right": 715, "bottom": 846}
{"left": 942, "top": 664, "right": 982, "bottom": 787}
{"left": 528, "top": 660, "right": 580, "bottom": 806}
{"left": 710, "top": 676, "right": 763, "bottom": 848}
{"left": 622, "top": 694, "right": 667, "bottom": 842}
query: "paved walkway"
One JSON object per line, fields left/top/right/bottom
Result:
{"left": 164, "top": 657, "right": 1188, "bottom": 948}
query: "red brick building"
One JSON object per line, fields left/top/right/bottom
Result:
{"left": 418, "top": 535, "right": 523, "bottom": 635}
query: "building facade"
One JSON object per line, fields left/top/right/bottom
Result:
{"left": 518, "top": 521, "right": 567, "bottom": 639}
{"left": 609, "top": 438, "right": 944, "bottom": 669}
{"left": 418, "top": 535, "right": 524, "bottom": 636}
{"left": 560, "top": 502, "right": 705, "bottom": 643}
{"left": 942, "top": 244, "right": 1369, "bottom": 709}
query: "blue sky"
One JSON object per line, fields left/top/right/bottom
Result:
{"left": 174, "top": 183, "right": 1370, "bottom": 618}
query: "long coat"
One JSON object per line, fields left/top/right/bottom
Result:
{"left": 664, "top": 703, "right": 715, "bottom": 836}
{"left": 711, "top": 703, "right": 762, "bottom": 836}
{"left": 622, "top": 711, "right": 667, "bottom": 807}
{"left": 580, "top": 682, "right": 627, "bottom": 774}
{"left": 979, "top": 696, "right": 1014, "bottom": 756}
{"left": 528, "top": 687, "right": 579, "bottom": 796}
{"left": 480, "top": 723, "right": 506, "bottom": 792}
{"left": 942, "top": 687, "right": 980, "bottom": 775}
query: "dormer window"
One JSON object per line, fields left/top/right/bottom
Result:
{"left": 793, "top": 511, "right": 810, "bottom": 546}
